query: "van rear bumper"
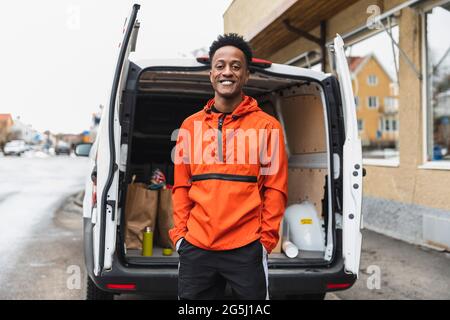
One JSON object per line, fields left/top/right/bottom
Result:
{"left": 84, "top": 219, "right": 356, "bottom": 297}
{"left": 89, "top": 255, "right": 356, "bottom": 297}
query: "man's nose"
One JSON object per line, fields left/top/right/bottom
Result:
{"left": 222, "top": 65, "right": 233, "bottom": 76}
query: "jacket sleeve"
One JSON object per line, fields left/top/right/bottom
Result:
{"left": 260, "top": 121, "right": 288, "bottom": 254}
{"left": 169, "top": 123, "right": 194, "bottom": 246}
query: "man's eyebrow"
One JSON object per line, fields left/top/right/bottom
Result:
{"left": 214, "top": 59, "right": 243, "bottom": 64}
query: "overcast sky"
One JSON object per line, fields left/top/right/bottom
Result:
{"left": 1, "top": 1, "right": 448, "bottom": 135}
{"left": 0, "top": 0, "right": 232, "bottom": 134}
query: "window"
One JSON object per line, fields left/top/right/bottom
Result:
{"left": 368, "top": 96, "right": 379, "bottom": 108}
{"left": 345, "top": 25, "right": 400, "bottom": 161}
{"left": 384, "top": 97, "right": 398, "bottom": 108}
{"left": 424, "top": 4, "right": 450, "bottom": 162}
{"left": 358, "top": 119, "right": 364, "bottom": 131}
{"left": 392, "top": 119, "right": 397, "bottom": 131}
{"left": 355, "top": 96, "right": 359, "bottom": 108}
{"left": 367, "top": 74, "right": 378, "bottom": 85}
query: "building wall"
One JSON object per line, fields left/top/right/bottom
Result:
{"left": 223, "top": 0, "right": 296, "bottom": 39}
{"left": 0, "top": 115, "right": 14, "bottom": 148}
{"left": 224, "top": 0, "right": 450, "bottom": 210}
{"left": 224, "top": 0, "right": 450, "bottom": 249}
{"left": 224, "top": 0, "right": 405, "bottom": 63}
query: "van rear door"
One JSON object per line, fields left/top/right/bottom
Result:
{"left": 332, "top": 35, "right": 363, "bottom": 277}
{"left": 93, "top": 4, "right": 140, "bottom": 276}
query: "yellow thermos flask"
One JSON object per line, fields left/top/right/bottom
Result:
{"left": 142, "top": 226, "right": 153, "bottom": 256}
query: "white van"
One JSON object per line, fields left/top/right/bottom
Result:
{"left": 76, "top": 4, "right": 363, "bottom": 300}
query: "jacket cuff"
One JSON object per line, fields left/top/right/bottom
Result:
{"left": 260, "top": 238, "right": 274, "bottom": 254}
{"left": 169, "top": 228, "right": 187, "bottom": 248}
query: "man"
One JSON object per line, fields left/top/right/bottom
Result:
{"left": 169, "top": 33, "right": 287, "bottom": 300}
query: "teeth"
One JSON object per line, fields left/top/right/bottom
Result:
{"left": 220, "top": 81, "right": 233, "bottom": 85}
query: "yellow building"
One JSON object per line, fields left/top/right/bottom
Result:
{"left": 224, "top": 0, "right": 450, "bottom": 250}
{"left": 349, "top": 54, "right": 399, "bottom": 151}
{"left": 0, "top": 114, "right": 14, "bottom": 149}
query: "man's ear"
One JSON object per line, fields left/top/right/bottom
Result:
{"left": 244, "top": 68, "right": 250, "bottom": 84}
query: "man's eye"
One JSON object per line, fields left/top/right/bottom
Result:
{"left": 232, "top": 65, "right": 241, "bottom": 70}
{"left": 216, "top": 65, "right": 224, "bottom": 69}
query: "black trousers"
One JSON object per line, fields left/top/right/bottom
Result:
{"left": 177, "top": 239, "right": 269, "bottom": 300}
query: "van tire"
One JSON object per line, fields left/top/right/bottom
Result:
{"left": 86, "top": 276, "right": 115, "bottom": 300}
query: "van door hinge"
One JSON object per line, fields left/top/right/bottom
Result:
{"left": 106, "top": 200, "right": 116, "bottom": 221}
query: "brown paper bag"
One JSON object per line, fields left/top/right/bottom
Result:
{"left": 156, "top": 188, "right": 174, "bottom": 249}
{"left": 125, "top": 183, "right": 158, "bottom": 250}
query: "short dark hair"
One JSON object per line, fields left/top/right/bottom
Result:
{"left": 209, "top": 33, "right": 253, "bottom": 68}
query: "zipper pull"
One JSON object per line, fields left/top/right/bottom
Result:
{"left": 218, "top": 115, "right": 224, "bottom": 131}
{"left": 218, "top": 115, "right": 225, "bottom": 162}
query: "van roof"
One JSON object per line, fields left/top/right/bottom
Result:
{"left": 129, "top": 54, "right": 330, "bottom": 82}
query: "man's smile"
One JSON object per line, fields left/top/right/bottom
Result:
{"left": 219, "top": 79, "right": 236, "bottom": 86}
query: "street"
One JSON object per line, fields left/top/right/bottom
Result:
{"left": 0, "top": 156, "right": 449, "bottom": 300}
{"left": 0, "top": 156, "right": 89, "bottom": 299}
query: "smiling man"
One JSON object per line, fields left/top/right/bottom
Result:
{"left": 169, "top": 33, "right": 288, "bottom": 300}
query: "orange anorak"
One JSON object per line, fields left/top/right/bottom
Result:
{"left": 169, "top": 95, "right": 287, "bottom": 253}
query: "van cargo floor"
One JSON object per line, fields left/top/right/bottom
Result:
{"left": 125, "top": 248, "right": 326, "bottom": 267}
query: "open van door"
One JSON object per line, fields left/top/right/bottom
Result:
{"left": 332, "top": 35, "right": 363, "bottom": 276}
{"left": 93, "top": 4, "right": 140, "bottom": 276}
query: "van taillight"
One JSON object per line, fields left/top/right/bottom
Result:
{"left": 326, "top": 283, "right": 352, "bottom": 290}
{"left": 91, "top": 166, "right": 97, "bottom": 206}
{"left": 92, "top": 184, "right": 97, "bottom": 206}
{"left": 106, "top": 283, "right": 136, "bottom": 290}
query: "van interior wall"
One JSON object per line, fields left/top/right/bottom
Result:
{"left": 277, "top": 88, "right": 328, "bottom": 220}
{"left": 126, "top": 86, "right": 328, "bottom": 258}
{"left": 130, "top": 90, "right": 328, "bottom": 214}
{"left": 129, "top": 94, "right": 207, "bottom": 184}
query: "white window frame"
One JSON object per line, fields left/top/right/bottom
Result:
{"left": 385, "top": 97, "right": 391, "bottom": 108}
{"left": 379, "top": 118, "right": 384, "bottom": 132}
{"left": 420, "top": 2, "right": 450, "bottom": 170}
{"left": 367, "top": 74, "right": 378, "bottom": 86}
{"left": 367, "top": 96, "right": 379, "bottom": 108}
{"left": 384, "top": 96, "right": 398, "bottom": 108}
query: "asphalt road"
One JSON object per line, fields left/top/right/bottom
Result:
{"left": 0, "top": 156, "right": 449, "bottom": 300}
{"left": 0, "top": 155, "right": 89, "bottom": 299}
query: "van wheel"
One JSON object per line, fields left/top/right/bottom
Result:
{"left": 286, "top": 293, "right": 326, "bottom": 300}
{"left": 86, "top": 276, "right": 115, "bottom": 300}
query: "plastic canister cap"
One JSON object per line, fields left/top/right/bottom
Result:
{"left": 282, "top": 240, "right": 299, "bottom": 258}
{"left": 162, "top": 248, "right": 173, "bottom": 256}
{"left": 144, "top": 226, "right": 152, "bottom": 233}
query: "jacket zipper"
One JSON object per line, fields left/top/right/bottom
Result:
{"left": 191, "top": 173, "right": 257, "bottom": 183}
{"left": 217, "top": 114, "right": 225, "bottom": 162}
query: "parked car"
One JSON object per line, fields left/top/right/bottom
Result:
{"left": 55, "top": 141, "right": 71, "bottom": 155}
{"left": 77, "top": 4, "right": 363, "bottom": 300}
{"left": 4, "top": 140, "right": 28, "bottom": 156}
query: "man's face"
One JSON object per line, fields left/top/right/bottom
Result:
{"left": 210, "top": 45, "right": 250, "bottom": 99}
